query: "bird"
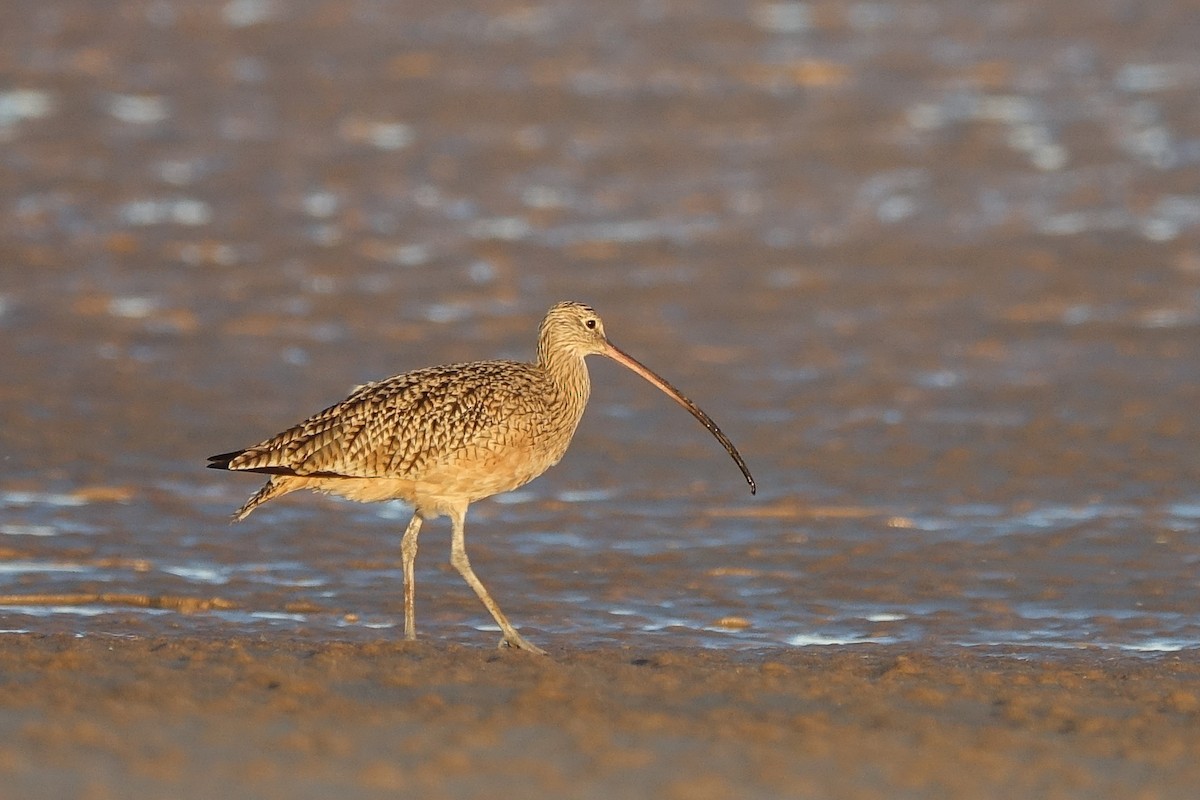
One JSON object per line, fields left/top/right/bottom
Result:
{"left": 207, "top": 301, "right": 755, "bottom": 654}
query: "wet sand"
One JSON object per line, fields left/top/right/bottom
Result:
{"left": 3, "top": 1, "right": 1200, "bottom": 797}
{"left": 0, "top": 635, "right": 1196, "bottom": 799}
{"left": 3, "top": 0, "right": 1199, "bottom": 653}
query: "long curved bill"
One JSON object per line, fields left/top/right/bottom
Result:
{"left": 602, "top": 339, "right": 757, "bottom": 495}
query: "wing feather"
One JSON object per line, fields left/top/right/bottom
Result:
{"left": 211, "top": 361, "right": 550, "bottom": 480}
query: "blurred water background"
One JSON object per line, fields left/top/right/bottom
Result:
{"left": 2, "top": 0, "right": 1199, "bottom": 653}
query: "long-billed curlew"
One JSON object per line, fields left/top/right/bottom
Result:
{"left": 207, "top": 301, "right": 755, "bottom": 654}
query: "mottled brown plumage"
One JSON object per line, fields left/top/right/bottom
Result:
{"left": 208, "top": 301, "right": 755, "bottom": 654}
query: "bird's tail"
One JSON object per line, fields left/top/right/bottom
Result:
{"left": 209, "top": 448, "right": 306, "bottom": 520}
{"left": 231, "top": 477, "right": 299, "bottom": 521}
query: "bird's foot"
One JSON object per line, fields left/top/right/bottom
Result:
{"left": 498, "top": 633, "right": 548, "bottom": 656}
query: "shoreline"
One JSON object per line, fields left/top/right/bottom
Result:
{"left": 1, "top": 634, "right": 1196, "bottom": 798}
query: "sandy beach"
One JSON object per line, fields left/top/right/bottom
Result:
{"left": 0, "top": 635, "right": 1196, "bottom": 799}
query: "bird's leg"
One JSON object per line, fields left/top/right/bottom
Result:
{"left": 447, "top": 505, "right": 548, "bottom": 656}
{"left": 400, "top": 513, "right": 422, "bottom": 641}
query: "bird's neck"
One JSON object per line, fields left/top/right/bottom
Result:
{"left": 537, "top": 342, "right": 591, "bottom": 414}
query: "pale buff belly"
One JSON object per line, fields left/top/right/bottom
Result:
{"left": 292, "top": 440, "right": 564, "bottom": 518}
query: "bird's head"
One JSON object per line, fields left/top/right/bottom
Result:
{"left": 538, "top": 301, "right": 610, "bottom": 359}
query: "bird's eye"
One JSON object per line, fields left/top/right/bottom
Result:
{"left": 585, "top": 318, "right": 597, "bottom": 330}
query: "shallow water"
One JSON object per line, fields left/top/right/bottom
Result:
{"left": 2, "top": 0, "right": 1199, "bottom": 655}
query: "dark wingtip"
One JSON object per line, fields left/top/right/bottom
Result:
{"left": 206, "top": 449, "right": 310, "bottom": 477}
{"left": 206, "top": 450, "right": 243, "bottom": 470}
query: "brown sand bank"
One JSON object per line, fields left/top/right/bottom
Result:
{"left": 0, "top": 635, "right": 1196, "bottom": 799}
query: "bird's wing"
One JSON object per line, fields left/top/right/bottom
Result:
{"left": 220, "top": 361, "right": 548, "bottom": 479}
